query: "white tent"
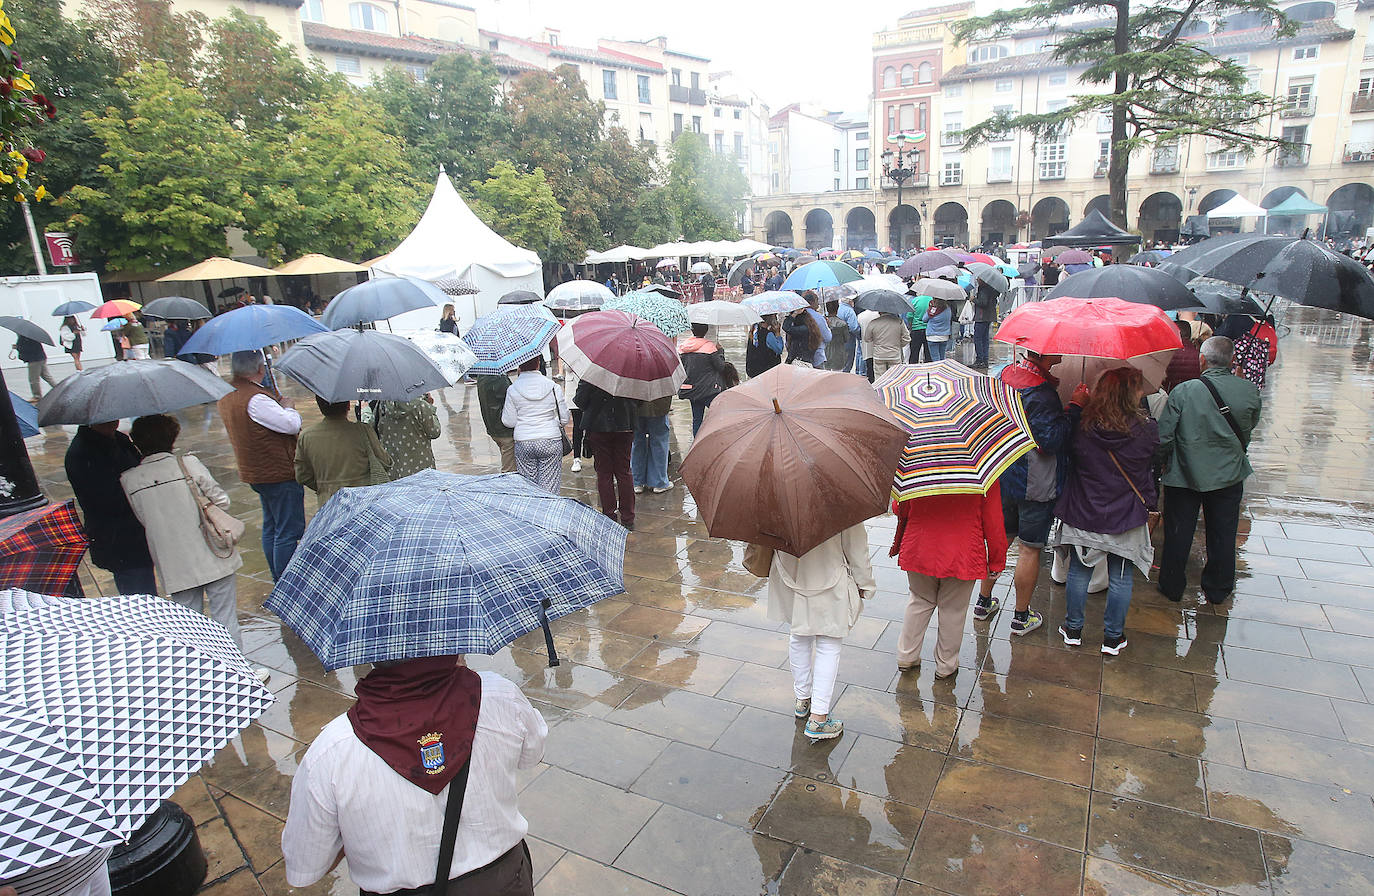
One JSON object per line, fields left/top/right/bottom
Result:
{"left": 585, "top": 245, "right": 649, "bottom": 264}
{"left": 372, "top": 170, "right": 544, "bottom": 333}
{"left": 1206, "top": 195, "right": 1268, "bottom": 218}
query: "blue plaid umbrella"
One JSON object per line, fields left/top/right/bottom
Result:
{"left": 603, "top": 291, "right": 689, "bottom": 337}
{"left": 464, "top": 309, "right": 559, "bottom": 375}
{"left": 265, "top": 471, "right": 628, "bottom": 670}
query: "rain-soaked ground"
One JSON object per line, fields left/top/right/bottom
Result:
{"left": 22, "top": 304, "right": 1374, "bottom": 895}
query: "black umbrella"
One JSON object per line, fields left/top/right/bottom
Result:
{"left": 321, "top": 276, "right": 449, "bottom": 329}
{"left": 139, "top": 296, "right": 212, "bottom": 321}
{"left": 497, "top": 290, "right": 543, "bottom": 305}
{"left": 276, "top": 328, "right": 449, "bottom": 402}
{"left": 1156, "top": 233, "right": 1256, "bottom": 282}
{"left": 1186, "top": 278, "right": 1267, "bottom": 317}
{"left": 1126, "top": 250, "right": 1171, "bottom": 266}
{"left": 0, "top": 317, "right": 54, "bottom": 346}
{"left": 1047, "top": 265, "right": 1201, "bottom": 312}
{"left": 727, "top": 257, "right": 755, "bottom": 287}
{"left": 36, "top": 360, "right": 232, "bottom": 426}
{"left": 854, "top": 289, "right": 915, "bottom": 316}
{"left": 217, "top": 286, "right": 247, "bottom": 299}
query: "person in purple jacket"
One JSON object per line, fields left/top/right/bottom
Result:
{"left": 1051, "top": 367, "right": 1159, "bottom": 656}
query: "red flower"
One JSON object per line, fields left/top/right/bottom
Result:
{"left": 22, "top": 147, "right": 44, "bottom": 163}
{"left": 0, "top": 80, "right": 10, "bottom": 99}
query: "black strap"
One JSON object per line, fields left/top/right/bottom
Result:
{"left": 1198, "top": 376, "right": 1248, "bottom": 448}
{"left": 430, "top": 757, "right": 472, "bottom": 896}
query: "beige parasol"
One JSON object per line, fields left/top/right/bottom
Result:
{"left": 273, "top": 254, "right": 369, "bottom": 275}
{"left": 156, "top": 257, "right": 279, "bottom": 282}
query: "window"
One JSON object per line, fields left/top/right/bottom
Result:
{"left": 673, "top": 113, "right": 683, "bottom": 134}
{"left": 734, "top": 134, "right": 744, "bottom": 156}
{"left": 834, "top": 178, "right": 841, "bottom": 190}
{"left": 944, "top": 84, "right": 963, "bottom": 98}
{"left": 772, "top": 173, "right": 779, "bottom": 189}
{"left": 856, "top": 177, "right": 869, "bottom": 189}
{"left": 734, "top": 109, "right": 742, "bottom": 119}
{"left": 691, "top": 72, "right": 700, "bottom": 89}
{"left": 995, "top": 79, "right": 1013, "bottom": 93}
{"left": 548, "top": 33, "right": 557, "bottom": 46}
{"left": 900, "top": 104, "right": 916, "bottom": 131}
{"left": 1293, "top": 45, "right": 1318, "bottom": 60}
{"left": 857, "top": 131, "right": 869, "bottom": 141}
{"left": 856, "top": 148, "right": 869, "bottom": 168}
{"left": 769, "top": 141, "right": 778, "bottom": 155}
{"left": 942, "top": 161, "right": 963, "bottom": 186}
{"left": 1097, "top": 112, "right": 1113, "bottom": 133}
{"left": 899, "top": 64, "right": 914, "bottom": 86}
{"left": 335, "top": 54, "right": 361, "bottom": 74}
{"left": 968, "top": 45, "right": 1008, "bottom": 63}
{"left": 883, "top": 67, "right": 897, "bottom": 89}
{"left": 942, "top": 111, "right": 962, "bottom": 145}
{"left": 1039, "top": 142, "right": 1066, "bottom": 179}
{"left": 1279, "top": 124, "right": 1309, "bottom": 165}
{"left": 602, "top": 70, "right": 617, "bottom": 100}
{"left": 1206, "top": 142, "right": 1245, "bottom": 169}
{"left": 406, "top": 64, "right": 426, "bottom": 82}
{"left": 989, "top": 146, "right": 1012, "bottom": 180}
{"left": 638, "top": 112, "right": 652, "bottom": 142}
{"left": 834, "top": 148, "right": 841, "bottom": 172}
{"left": 918, "top": 103, "right": 927, "bottom": 131}
{"left": 1099, "top": 138, "right": 1111, "bottom": 159}
{"left": 637, "top": 75, "right": 651, "bottom": 104}
{"left": 1048, "top": 72, "right": 1066, "bottom": 86}
{"left": 301, "top": 0, "right": 323, "bottom": 22}
{"left": 917, "top": 62, "right": 933, "bottom": 84}
{"left": 692, "top": 116, "right": 701, "bottom": 133}
{"left": 1288, "top": 76, "right": 1314, "bottom": 110}
{"left": 671, "top": 68, "right": 682, "bottom": 86}
{"left": 348, "top": 2, "right": 388, "bottom": 32}
{"left": 887, "top": 106, "right": 896, "bottom": 134}
{"left": 991, "top": 104, "right": 1014, "bottom": 141}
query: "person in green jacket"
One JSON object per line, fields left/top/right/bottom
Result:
{"left": 906, "top": 293, "right": 932, "bottom": 364}
{"left": 1156, "top": 336, "right": 1262, "bottom": 605}
{"left": 476, "top": 373, "right": 517, "bottom": 473}
{"left": 373, "top": 395, "right": 441, "bottom": 480}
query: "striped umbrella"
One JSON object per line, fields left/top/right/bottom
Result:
{"left": 463, "top": 308, "right": 559, "bottom": 375}
{"left": 873, "top": 359, "right": 1036, "bottom": 501}
{"left": 603, "top": 290, "right": 690, "bottom": 337}
{"left": 556, "top": 310, "right": 685, "bottom": 400}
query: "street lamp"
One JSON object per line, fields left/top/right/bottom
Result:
{"left": 920, "top": 200, "right": 928, "bottom": 246}
{"left": 882, "top": 131, "right": 924, "bottom": 250}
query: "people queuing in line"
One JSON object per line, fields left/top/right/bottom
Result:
{"left": 678, "top": 322, "right": 727, "bottom": 436}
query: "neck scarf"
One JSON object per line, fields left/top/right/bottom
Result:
{"left": 348, "top": 657, "right": 482, "bottom": 794}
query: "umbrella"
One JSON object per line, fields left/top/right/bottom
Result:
{"left": 0, "top": 501, "right": 86, "bottom": 595}
{"left": 925, "top": 265, "right": 963, "bottom": 281}
{"left": 497, "top": 290, "right": 544, "bottom": 305}
{"left": 433, "top": 277, "right": 479, "bottom": 297}
{"left": 321, "top": 276, "right": 449, "bottom": 328}
{"left": 689, "top": 262, "right": 714, "bottom": 275}
{"left": 1127, "top": 250, "right": 1172, "bottom": 266}
{"left": 1049, "top": 350, "right": 1177, "bottom": 406}
{"left": 855, "top": 274, "right": 908, "bottom": 294}
{"left": 687, "top": 300, "right": 762, "bottom": 327}
{"left": 959, "top": 252, "right": 998, "bottom": 265}
{"left": 873, "top": 360, "right": 1037, "bottom": 501}
{"left": 995, "top": 296, "right": 1183, "bottom": 360}
{"left": 1185, "top": 278, "right": 1268, "bottom": 317}
{"left": 897, "top": 250, "right": 963, "bottom": 279}
{"left": 678, "top": 365, "right": 908, "bottom": 556}
{"left": 997, "top": 263, "right": 1020, "bottom": 278}
{"left": 400, "top": 330, "right": 478, "bottom": 384}
{"left": 178, "top": 305, "right": 328, "bottom": 357}
{"left": 655, "top": 259, "right": 679, "bottom": 269}
{"left": 50, "top": 301, "right": 95, "bottom": 317}
{"left": 0, "top": 589, "right": 271, "bottom": 880}
{"left": 1064, "top": 263, "right": 1094, "bottom": 276}
{"left": 138, "top": 296, "right": 211, "bottom": 320}
{"left": 217, "top": 285, "right": 247, "bottom": 299}
{"left": 1154, "top": 233, "right": 1257, "bottom": 282}
{"left": 556, "top": 310, "right": 685, "bottom": 400}
{"left": 36, "top": 360, "right": 233, "bottom": 426}
{"left": 276, "top": 329, "right": 451, "bottom": 402}
{"left": 913, "top": 278, "right": 966, "bottom": 302}
{"left": 463, "top": 309, "right": 559, "bottom": 376}
{"left": 90, "top": 300, "right": 142, "bottom": 320}
{"left": 742, "top": 291, "right": 808, "bottom": 317}
{"left": 99, "top": 319, "right": 125, "bottom": 332}
{"left": 0, "top": 317, "right": 53, "bottom": 346}
{"left": 639, "top": 283, "right": 685, "bottom": 299}
{"left": 794, "top": 254, "right": 819, "bottom": 266}
{"left": 727, "top": 257, "right": 757, "bottom": 287}
{"left": 1046, "top": 265, "right": 1201, "bottom": 312}
{"left": 1016, "top": 262, "right": 1041, "bottom": 280}
{"left": 781, "top": 260, "right": 862, "bottom": 292}
{"left": 9, "top": 391, "right": 38, "bottom": 437}
{"left": 157, "top": 257, "right": 278, "bottom": 282}
{"left": 1042, "top": 246, "right": 1068, "bottom": 259}
{"left": 855, "top": 289, "right": 915, "bottom": 316}
{"left": 604, "top": 291, "right": 690, "bottom": 337}
{"left": 965, "top": 262, "right": 1009, "bottom": 293}
{"left": 1055, "top": 249, "right": 1093, "bottom": 265}
{"left": 273, "top": 253, "right": 368, "bottom": 275}
{"left": 546, "top": 280, "right": 614, "bottom": 311}
{"left": 265, "top": 470, "right": 628, "bottom": 669}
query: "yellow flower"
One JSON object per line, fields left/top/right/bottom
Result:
{"left": 13, "top": 193, "right": 25, "bottom": 202}
{"left": 15, "top": 161, "right": 27, "bottom": 179}
{"left": 0, "top": 172, "right": 13, "bottom": 184}
{"left": 12, "top": 72, "right": 32, "bottom": 91}
{"left": 33, "top": 185, "right": 45, "bottom": 201}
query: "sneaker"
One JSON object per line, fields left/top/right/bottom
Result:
{"left": 794, "top": 698, "right": 811, "bottom": 719}
{"left": 1010, "top": 609, "right": 1043, "bottom": 637}
{"left": 972, "top": 595, "right": 1000, "bottom": 622}
{"left": 571, "top": 459, "right": 582, "bottom": 473}
{"left": 1102, "top": 634, "right": 1128, "bottom": 656}
{"left": 1058, "top": 625, "right": 1083, "bottom": 647}
{"left": 634, "top": 485, "right": 646, "bottom": 493}
{"left": 253, "top": 667, "right": 272, "bottom": 684}
{"left": 652, "top": 483, "right": 674, "bottom": 494}
{"left": 934, "top": 668, "right": 957, "bottom": 680}
{"left": 804, "top": 717, "right": 844, "bottom": 740}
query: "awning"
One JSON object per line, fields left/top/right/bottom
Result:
{"left": 1206, "top": 195, "right": 1268, "bottom": 218}
{"left": 1042, "top": 210, "right": 1142, "bottom": 247}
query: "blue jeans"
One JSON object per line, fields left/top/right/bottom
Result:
{"left": 631, "top": 415, "right": 671, "bottom": 489}
{"left": 1064, "top": 549, "right": 1133, "bottom": 639}
{"left": 251, "top": 480, "right": 306, "bottom": 580}
{"left": 973, "top": 321, "right": 991, "bottom": 365}
{"left": 927, "top": 339, "right": 948, "bottom": 361}
{"left": 690, "top": 397, "right": 715, "bottom": 436}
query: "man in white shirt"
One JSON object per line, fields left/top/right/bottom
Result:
{"left": 282, "top": 657, "right": 546, "bottom": 896}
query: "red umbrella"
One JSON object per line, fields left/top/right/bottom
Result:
{"left": 90, "top": 299, "right": 141, "bottom": 319}
{"left": 0, "top": 500, "right": 88, "bottom": 597}
{"left": 556, "top": 310, "right": 685, "bottom": 400}
{"left": 994, "top": 296, "right": 1182, "bottom": 359}
{"left": 959, "top": 252, "right": 998, "bottom": 265}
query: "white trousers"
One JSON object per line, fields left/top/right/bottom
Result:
{"left": 789, "top": 633, "right": 843, "bottom": 715}
{"left": 169, "top": 573, "right": 241, "bottom": 647}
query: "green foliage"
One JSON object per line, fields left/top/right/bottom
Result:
{"left": 470, "top": 160, "right": 564, "bottom": 254}
{"left": 667, "top": 132, "right": 748, "bottom": 241}
{"left": 79, "top": 0, "right": 206, "bottom": 81}
{"left": 202, "top": 9, "right": 339, "bottom": 135}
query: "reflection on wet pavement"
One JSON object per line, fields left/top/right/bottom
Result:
{"left": 27, "top": 307, "right": 1374, "bottom": 893}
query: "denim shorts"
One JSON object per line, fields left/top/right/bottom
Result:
{"left": 1003, "top": 498, "right": 1056, "bottom": 548}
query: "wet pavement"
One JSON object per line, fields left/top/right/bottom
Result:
{"left": 20, "top": 305, "right": 1374, "bottom": 895}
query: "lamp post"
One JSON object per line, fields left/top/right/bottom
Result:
{"left": 919, "top": 199, "right": 928, "bottom": 247}
{"left": 881, "top": 132, "right": 924, "bottom": 251}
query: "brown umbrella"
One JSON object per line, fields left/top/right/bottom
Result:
{"left": 679, "top": 365, "right": 908, "bottom": 556}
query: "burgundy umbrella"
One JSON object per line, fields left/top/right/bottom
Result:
{"left": 555, "top": 310, "right": 685, "bottom": 400}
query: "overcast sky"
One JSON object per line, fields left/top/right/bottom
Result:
{"left": 471, "top": 0, "right": 891, "bottom": 115}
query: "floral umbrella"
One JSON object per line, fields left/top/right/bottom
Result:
{"left": 603, "top": 290, "right": 690, "bottom": 338}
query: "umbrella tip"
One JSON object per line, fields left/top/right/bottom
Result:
{"left": 772, "top": 398, "right": 782, "bottom": 415}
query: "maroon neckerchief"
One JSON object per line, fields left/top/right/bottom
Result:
{"left": 348, "top": 657, "right": 482, "bottom": 794}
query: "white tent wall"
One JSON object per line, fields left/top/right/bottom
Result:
{"left": 0, "top": 273, "right": 114, "bottom": 375}
{"left": 381, "top": 264, "right": 545, "bottom": 334}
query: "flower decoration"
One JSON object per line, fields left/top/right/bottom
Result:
{"left": 0, "top": 0, "right": 53, "bottom": 203}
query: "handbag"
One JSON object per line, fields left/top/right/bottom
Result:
{"left": 742, "top": 542, "right": 774, "bottom": 577}
{"left": 176, "top": 456, "right": 244, "bottom": 559}
{"left": 551, "top": 387, "right": 573, "bottom": 457}
{"left": 958, "top": 299, "right": 975, "bottom": 325}
{"left": 1107, "top": 449, "right": 1159, "bottom": 534}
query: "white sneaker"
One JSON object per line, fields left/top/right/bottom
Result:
{"left": 652, "top": 483, "right": 674, "bottom": 494}
{"left": 570, "top": 459, "right": 582, "bottom": 472}
{"left": 634, "top": 486, "right": 646, "bottom": 493}
{"left": 253, "top": 667, "right": 272, "bottom": 684}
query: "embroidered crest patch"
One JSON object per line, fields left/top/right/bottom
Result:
{"left": 418, "top": 732, "right": 445, "bottom": 774}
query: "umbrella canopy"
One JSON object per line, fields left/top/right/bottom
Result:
{"left": 1127, "top": 250, "right": 1172, "bottom": 266}
{"left": 679, "top": 365, "right": 907, "bottom": 556}
{"left": 874, "top": 360, "right": 1036, "bottom": 501}
{"left": 546, "top": 280, "right": 614, "bottom": 311}
{"left": 1206, "top": 195, "right": 1268, "bottom": 218}
{"left": 727, "top": 257, "right": 757, "bottom": 286}
{"left": 0, "top": 501, "right": 86, "bottom": 595}
{"left": 9, "top": 391, "right": 38, "bottom": 437}
{"left": 897, "top": 250, "right": 963, "bottom": 279}
{"left": 100, "top": 319, "right": 126, "bottom": 332}
{"left": 687, "top": 300, "right": 763, "bottom": 327}
{"left": 912, "top": 278, "right": 965, "bottom": 302}
{"left": 995, "top": 296, "right": 1183, "bottom": 360}
{"left": 556, "top": 310, "right": 685, "bottom": 400}
{"left": 965, "top": 261, "right": 1009, "bottom": 293}
{"left": 742, "top": 291, "right": 808, "bottom": 317}
{"left": 855, "top": 274, "right": 908, "bottom": 294}
{"left": 498, "top": 289, "right": 544, "bottom": 305}
{"left": 1185, "top": 278, "right": 1268, "bottom": 317}
{"left": 399, "top": 330, "right": 478, "bottom": 384}
{"left": 463, "top": 309, "right": 559, "bottom": 375}
{"left": 925, "top": 265, "right": 964, "bottom": 281}
{"left": 855, "top": 289, "right": 915, "bottom": 316}
{"left": 50, "top": 301, "right": 95, "bottom": 317}
{"left": 604, "top": 291, "right": 690, "bottom": 337}
{"left": 217, "top": 285, "right": 247, "bottom": 299}
{"left": 138, "top": 296, "right": 211, "bottom": 321}
{"left": 265, "top": 471, "right": 627, "bottom": 669}
{"left": 1042, "top": 210, "right": 1142, "bottom": 247}
{"left": 958, "top": 252, "right": 998, "bottom": 265}
{"left": 276, "top": 329, "right": 451, "bottom": 402}
{"left": 1055, "top": 249, "right": 1093, "bottom": 266}
{"left": 656, "top": 258, "right": 678, "bottom": 269}
{"left": 36, "top": 360, "right": 234, "bottom": 426}
{"left": 1155, "top": 232, "right": 1256, "bottom": 282}
{"left": 321, "top": 276, "right": 449, "bottom": 328}
{"left": 155, "top": 256, "right": 278, "bottom": 282}
{"left": 1049, "top": 350, "right": 1177, "bottom": 406}
{"left": 1042, "top": 246, "right": 1068, "bottom": 258}
{"left": 434, "top": 277, "right": 479, "bottom": 297}
{"left": 0, "top": 317, "right": 53, "bottom": 346}
{"left": 781, "top": 260, "right": 863, "bottom": 292}
{"left": 0, "top": 589, "right": 271, "bottom": 877}
{"left": 273, "top": 253, "right": 368, "bottom": 275}
{"left": 90, "top": 300, "right": 141, "bottom": 320}
{"left": 1047, "top": 265, "right": 1200, "bottom": 311}
{"left": 1265, "top": 193, "right": 1328, "bottom": 216}
{"left": 1016, "top": 262, "right": 1040, "bottom": 280}
{"left": 639, "top": 283, "right": 684, "bottom": 299}
{"left": 689, "top": 262, "right": 714, "bottom": 274}
{"left": 178, "top": 304, "right": 327, "bottom": 357}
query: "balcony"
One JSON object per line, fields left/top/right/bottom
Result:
{"left": 986, "top": 168, "right": 1013, "bottom": 183}
{"left": 1275, "top": 144, "right": 1310, "bottom": 168}
{"left": 1344, "top": 141, "right": 1374, "bottom": 163}
{"left": 941, "top": 170, "right": 963, "bottom": 186}
{"left": 882, "top": 173, "right": 930, "bottom": 189}
{"left": 1353, "top": 92, "right": 1374, "bottom": 113}
{"left": 940, "top": 130, "right": 964, "bottom": 147}
{"left": 1149, "top": 154, "right": 1180, "bottom": 174}
{"left": 1037, "top": 163, "right": 1066, "bottom": 181}
{"left": 1280, "top": 98, "right": 1315, "bottom": 118}
{"left": 1094, "top": 157, "right": 1109, "bottom": 178}
{"left": 668, "top": 84, "right": 708, "bottom": 105}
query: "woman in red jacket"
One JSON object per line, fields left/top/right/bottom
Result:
{"left": 890, "top": 485, "right": 1009, "bottom": 679}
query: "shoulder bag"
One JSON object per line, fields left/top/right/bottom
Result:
{"left": 1107, "top": 449, "right": 1159, "bottom": 533}
{"left": 1197, "top": 376, "right": 1249, "bottom": 448}
{"left": 550, "top": 386, "right": 573, "bottom": 457}
{"left": 176, "top": 456, "right": 244, "bottom": 559}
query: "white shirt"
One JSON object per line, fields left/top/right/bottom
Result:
{"left": 281, "top": 672, "right": 547, "bottom": 892}
{"left": 499, "top": 372, "right": 569, "bottom": 442}
{"left": 246, "top": 393, "right": 302, "bottom": 435}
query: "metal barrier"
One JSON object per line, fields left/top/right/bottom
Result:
{"left": 1001, "top": 284, "right": 1053, "bottom": 316}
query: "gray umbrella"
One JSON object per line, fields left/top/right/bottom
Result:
{"left": 0, "top": 317, "right": 54, "bottom": 346}
{"left": 911, "top": 278, "right": 966, "bottom": 302}
{"left": 497, "top": 290, "right": 543, "bottom": 305}
{"left": 855, "top": 289, "right": 915, "bottom": 316}
{"left": 964, "top": 262, "right": 1010, "bottom": 293}
{"left": 321, "top": 276, "right": 449, "bottom": 329}
{"left": 139, "top": 296, "right": 211, "bottom": 321}
{"left": 727, "top": 257, "right": 756, "bottom": 286}
{"left": 276, "top": 328, "right": 449, "bottom": 402}
{"left": 36, "top": 360, "right": 232, "bottom": 426}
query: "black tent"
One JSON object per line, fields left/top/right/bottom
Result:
{"left": 1042, "top": 209, "right": 1143, "bottom": 247}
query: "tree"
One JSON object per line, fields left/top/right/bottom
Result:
{"left": 954, "top": 0, "right": 1293, "bottom": 228}
{"left": 666, "top": 132, "right": 748, "bottom": 240}
{"left": 202, "top": 9, "right": 337, "bottom": 135}
{"left": 63, "top": 62, "right": 249, "bottom": 272}
{"left": 79, "top": 0, "right": 206, "bottom": 82}
{"left": 470, "top": 160, "right": 564, "bottom": 254}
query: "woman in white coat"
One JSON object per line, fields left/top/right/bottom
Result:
{"left": 767, "top": 522, "right": 876, "bottom": 741}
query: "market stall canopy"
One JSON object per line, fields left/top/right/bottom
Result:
{"left": 274, "top": 253, "right": 369, "bottom": 275}
{"left": 1206, "top": 195, "right": 1268, "bottom": 218}
{"left": 156, "top": 257, "right": 278, "bottom": 282}
{"left": 585, "top": 245, "right": 650, "bottom": 264}
{"left": 1042, "top": 210, "right": 1142, "bottom": 247}
{"left": 1265, "top": 194, "right": 1329, "bottom": 216}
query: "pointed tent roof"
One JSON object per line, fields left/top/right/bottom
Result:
{"left": 372, "top": 171, "right": 541, "bottom": 283}
{"left": 1042, "top": 209, "right": 1142, "bottom": 247}
{"left": 1207, "top": 195, "right": 1268, "bottom": 218}
{"left": 1266, "top": 193, "right": 1329, "bottom": 216}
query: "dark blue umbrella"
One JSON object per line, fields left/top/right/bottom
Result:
{"left": 320, "top": 276, "right": 449, "bottom": 329}
{"left": 265, "top": 470, "right": 628, "bottom": 670}
{"left": 50, "top": 301, "right": 96, "bottom": 317}
{"left": 178, "top": 304, "right": 326, "bottom": 357}
{"left": 9, "top": 391, "right": 38, "bottom": 437}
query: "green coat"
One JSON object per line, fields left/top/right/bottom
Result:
{"left": 1157, "top": 368, "right": 1261, "bottom": 492}
{"left": 477, "top": 375, "right": 514, "bottom": 439}
{"left": 906, "top": 294, "right": 931, "bottom": 332}
{"left": 295, "top": 417, "right": 391, "bottom": 506}
{"left": 376, "top": 397, "right": 441, "bottom": 480}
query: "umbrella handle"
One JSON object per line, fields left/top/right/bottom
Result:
{"left": 539, "top": 598, "right": 560, "bottom": 667}
{"left": 772, "top": 398, "right": 782, "bottom": 414}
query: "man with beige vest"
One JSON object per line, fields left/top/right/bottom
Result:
{"left": 220, "top": 350, "right": 304, "bottom": 580}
